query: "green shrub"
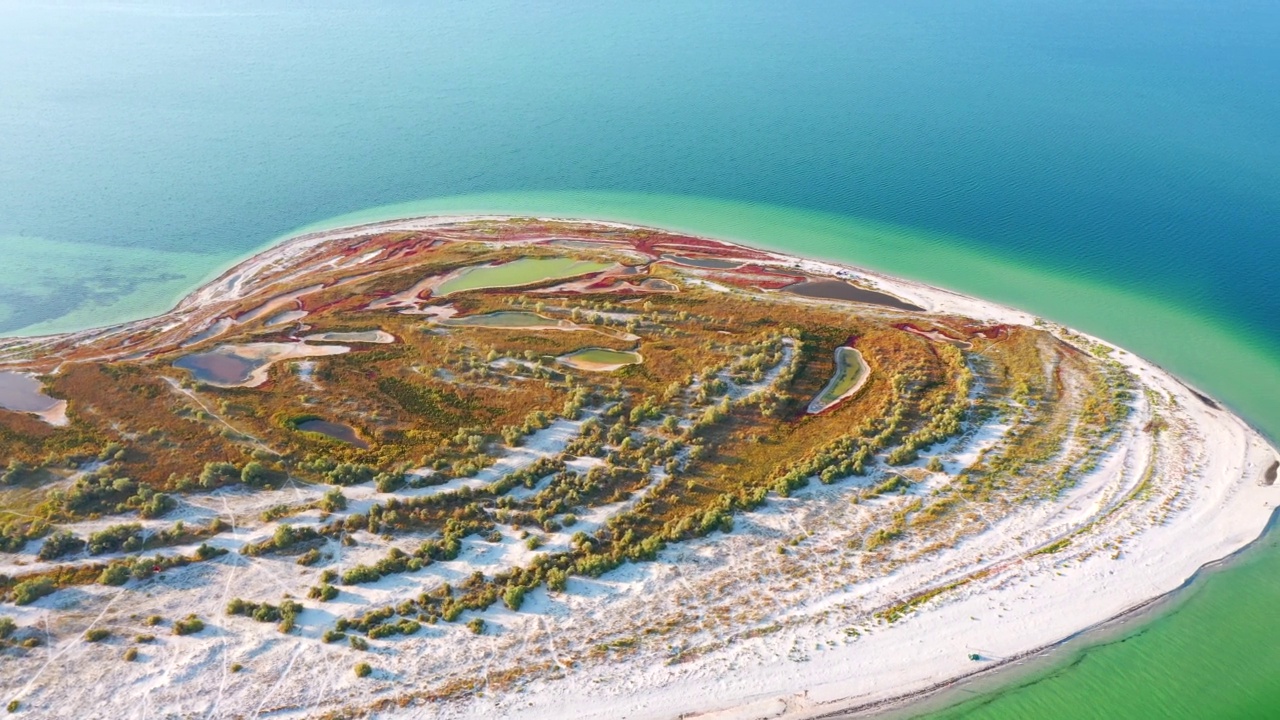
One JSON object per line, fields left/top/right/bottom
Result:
{"left": 354, "top": 662, "right": 372, "bottom": 678}
{"left": 38, "top": 530, "right": 86, "bottom": 560}
{"left": 11, "top": 577, "right": 55, "bottom": 605}
{"left": 173, "top": 614, "right": 204, "bottom": 636}
{"left": 84, "top": 628, "right": 110, "bottom": 642}
{"left": 87, "top": 524, "right": 143, "bottom": 554}
{"left": 466, "top": 617, "right": 485, "bottom": 635}
{"left": 123, "top": 647, "right": 138, "bottom": 661}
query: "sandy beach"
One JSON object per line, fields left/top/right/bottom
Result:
{"left": 0, "top": 215, "right": 1274, "bottom": 720}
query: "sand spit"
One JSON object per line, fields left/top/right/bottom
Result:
{"left": 0, "top": 215, "right": 1275, "bottom": 720}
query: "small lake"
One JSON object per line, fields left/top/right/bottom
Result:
{"left": 444, "top": 311, "right": 566, "bottom": 329}
{"left": 434, "top": 257, "right": 612, "bottom": 296}
{"left": 660, "top": 253, "right": 742, "bottom": 270}
{"left": 783, "top": 280, "right": 924, "bottom": 311}
{"left": 174, "top": 350, "right": 262, "bottom": 386}
{"left": 296, "top": 419, "right": 369, "bottom": 448}
{"left": 558, "top": 347, "right": 642, "bottom": 371}
{"left": 808, "top": 347, "right": 869, "bottom": 414}
{"left": 0, "top": 371, "right": 59, "bottom": 413}
{"left": 303, "top": 330, "right": 395, "bottom": 343}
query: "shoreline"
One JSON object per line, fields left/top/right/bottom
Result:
{"left": 2, "top": 214, "right": 1276, "bottom": 720}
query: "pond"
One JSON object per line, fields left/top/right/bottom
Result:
{"left": 783, "top": 279, "right": 924, "bottom": 311}
{"left": 433, "top": 257, "right": 612, "bottom": 297}
{"left": 174, "top": 350, "right": 262, "bottom": 386}
{"left": 558, "top": 347, "right": 643, "bottom": 371}
{"left": 296, "top": 419, "right": 369, "bottom": 449}
{"left": 660, "top": 253, "right": 743, "bottom": 270}
{"left": 0, "top": 371, "right": 60, "bottom": 413}
{"left": 174, "top": 342, "right": 349, "bottom": 387}
{"left": 808, "top": 347, "right": 870, "bottom": 414}
{"left": 443, "top": 311, "right": 570, "bottom": 329}
{"left": 303, "top": 330, "right": 396, "bottom": 343}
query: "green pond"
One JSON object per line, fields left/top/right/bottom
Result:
{"left": 558, "top": 347, "right": 642, "bottom": 370}
{"left": 443, "top": 311, "right": 564, "bottom": 328}
{"left": 433, "top": 257, "right": 611, "bottom": 297}
{"left": 812, "top": 347, "right": 867, "bottom": 411}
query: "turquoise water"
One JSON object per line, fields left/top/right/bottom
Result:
{"left": 2, "top": 2, "right": 1279, "bottom": 717}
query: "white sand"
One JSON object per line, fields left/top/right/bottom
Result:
{"left": 1, "top": 216, "right": 1275, "bottom": 720}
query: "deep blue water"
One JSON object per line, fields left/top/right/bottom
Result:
{"left": 1, "top": 0, "right": 1278, "bottom": 341}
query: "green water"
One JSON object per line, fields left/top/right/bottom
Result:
{"left": 444, "top": 312, "right": 564, "bottom": 329}
{"left": 432, "top": 257, "right": 612, "bottom": 297}
{"left": 559, "top": 347, "right": 643, "bottom": 370}
{"left": 814, "top": 347, "right": 868, "bottom": 410}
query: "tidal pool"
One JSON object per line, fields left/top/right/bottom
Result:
{"left": 433, "top": 257, "right": 612, "bottom": 296}
{"left": 557, "top": 347, "right": 642, "bottom": 371}
{"left": 296, "top": 419, "right": 368, "bottom": 448}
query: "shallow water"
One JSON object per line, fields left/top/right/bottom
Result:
{"left": 433, "top": 258, "right": 612, "bottom": 297}
{"left": 811, "top": 347, "right": 867, "bottom": 413}
{"left": 558, "top": 347, "right": 642, "bottom": 370}
{"left": 296, "top": 419, "right": 368, "bottom": 449}
{"left": 0, "top": 371, "right": 58, "bottom": 413}
{"left": 173, "top": 349, "right": 261, "bottom": 386}
{"left": 784, "top": 279, "right": 925, "bottom": 312}
{"left": 443, "top": 311, "right": 563, "bottom": 329}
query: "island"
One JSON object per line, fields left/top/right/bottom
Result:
{"left": 0, "top": 216, "right": 1274, "bottom": 719}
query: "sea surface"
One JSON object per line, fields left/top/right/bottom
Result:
{"left": 2, "top": 1, "right": 1279, "bottom": 717}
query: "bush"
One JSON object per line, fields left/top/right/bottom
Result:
{"left": 296, "top": 548, "right": 322, "bottom": 566}
{"left": 195, "top": 543, "right": 226, "bottom": 561}
{"left": 98, "top": 564, "right": 130, "bottom": 586}
{"left": 38, "top": 530, "right": 86, "bottom": 560}
{"left": 354, "top": 662, "right": 372, "bottom": 678}
{"left": 466, "top": 617, "right": 485, "bottom": 635}
{"left": 319, "top": 488, "right": 347, "bottom": 512}
{"left": 88, "top": 524, "right": 143, "bottom": 555}
{"left": 84, "top": 628, "right": 110, "bottom": 642}
{"left": 200, "top": 462, "right": 240, "bottom": 489}
{"left": 173, "top": 614, "right": 204, "bottom": 636}
{"left": 11, "top": 577, "right": 55, "bottom": 605}
{"left": 307, "top": 584, "right": 338, "bottom": 602}
{"left": 502, "top": 586, "right": 526, "bottom": 611}
{"left": 123, "top": 647, "right": 138, "bottom": 661}
{"left": 349, "top": 635, "right": 368, "bottom": 651}
{"left": 144, "top": 615, "right": 163, "bottom": 626}
{"left": 341, "top": 564, "right": 382, "bottom": 585}
{"left": 0, "top": 617, "right": 15, "bottom": 639}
